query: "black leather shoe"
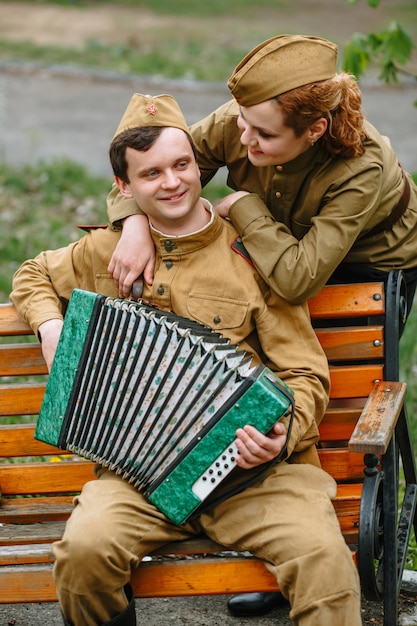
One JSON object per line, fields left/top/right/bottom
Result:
{"left": 227, "top": 591, "right": 288, "bottom": 616}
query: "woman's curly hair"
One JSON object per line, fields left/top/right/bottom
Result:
{"left": 276, "top": 73, "right": 368, "bottom": 158}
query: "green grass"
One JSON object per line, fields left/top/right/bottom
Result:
{"left": 1, "top": 0, "right": 416, "bottom": 82}
{"left": 0, "top": 0, "right": 289, "bottom": 82}
{"left": 399, "top": 296, "right": 417, "bottom": 570}
{"left": 0, "top": 35, "right": 250, "bottom": 83}
{"left": 399, "top": 300, "right": 417, "bottom": 570}
{"left": 400, "top": 308, "right": 417, "bottom": 419}
{"left": 0, "top": 36, "right": 244, "bottom": 82}
{"left": 0, "top": 160, "right": 111, "bottom": 299}
{"left": 1, "top": 0, "right": 286, "bottom": 14}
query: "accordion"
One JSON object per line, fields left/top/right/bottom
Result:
{"left": 36, "top": 289, "right": 294, "bottom": 525}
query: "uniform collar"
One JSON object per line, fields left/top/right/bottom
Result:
{"left": 150, "top": 199, "right": 225, "bottom": 256}
{"left": 273, "top": 142, "right": 328, "bottom": 174}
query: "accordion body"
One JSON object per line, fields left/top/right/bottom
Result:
{"left": 36, "top": 289, "right": 293, "bottom": 525}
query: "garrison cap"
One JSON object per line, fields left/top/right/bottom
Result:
{"left": 113, "top": 93, "right": 190, "bottom": 138}
{"left": 227, "top": 35, "right": 338, "bottom": 106}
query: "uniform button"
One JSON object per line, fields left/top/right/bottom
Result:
{"left": 275, "top": 191, "right": 282, "bottom": 199}
{"left": 213, "top": 316, "right": 221, "bottom": 325}
{"left": 276, "top": 165, "right": 283, "bottom": 171}
{"left": 157, "top": 285, "right": 165, "bottom": 295}
{"left": 166, "top": 260, "right": 173, "bottom": 269}
{"left": 164, "top": 240, "right": 175, "bottom": 252}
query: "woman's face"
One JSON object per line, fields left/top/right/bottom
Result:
{"left": 237, "top": 100, "right": 313, "bottom": 167}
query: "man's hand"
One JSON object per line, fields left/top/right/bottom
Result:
{"left": 38, "top": 319, "right": 64, "bottom": 372}
{"left": 234, "top": 421, "right": 287, "bottom": 469}
{"left": 214, "top": 191, "right": 250, "bottom": 218}
{"left": 107, "top": 214, "right": 155, "bottom": 298}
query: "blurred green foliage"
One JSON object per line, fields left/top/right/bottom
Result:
{"left": 0, "top": 0, "right": 415, "bottom": 84}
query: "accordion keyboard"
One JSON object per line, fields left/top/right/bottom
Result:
{"left": 191, "top": 442, "right": 238, "bottom": 500}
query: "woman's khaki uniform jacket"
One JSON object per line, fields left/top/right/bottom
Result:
{"left": 11, "top": 207, "right": 329, "bottom": 467}
{"left": 107, "top": 99, "right": 417, "bottom": 303}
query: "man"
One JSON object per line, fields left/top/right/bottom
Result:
{"left": 11, "top": 93, "right": 361, "bottom": 626}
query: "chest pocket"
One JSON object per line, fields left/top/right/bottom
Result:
{"left": 187, "top": 293, "right": 249, "bottom": 331}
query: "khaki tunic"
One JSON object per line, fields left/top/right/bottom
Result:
{"left": 107, "top": 99, "right": 417, "bottom": 302}
{"left": 11, "top": 209, "right": 329, "bottom": 464}
{"left": 12, "top": 210, "right": 362, "bottom": 625}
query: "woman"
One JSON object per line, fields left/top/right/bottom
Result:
{"left": 107, "top": 34, "right": 417, "bottom": 320}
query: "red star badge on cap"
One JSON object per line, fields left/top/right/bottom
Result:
{"left": 147, "top": 104, "right": 157, "bottom": 115}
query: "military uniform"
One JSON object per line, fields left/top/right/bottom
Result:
{"left": 107, "top": 98, "right": 417, "bottom": 305}
{"left": 11, "top": 205, "right": 361, "bottom": 626}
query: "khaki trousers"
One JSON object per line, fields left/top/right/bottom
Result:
{"left": 52, "top": 462, "right": 361, "bottom": 626}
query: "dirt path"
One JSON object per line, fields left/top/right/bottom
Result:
{"left": 1, "top": 0, "right": 416, "bottom": 52}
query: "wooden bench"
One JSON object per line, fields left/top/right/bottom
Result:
{"left": 1, "top": 270, "right": 416, "bottom": 625}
